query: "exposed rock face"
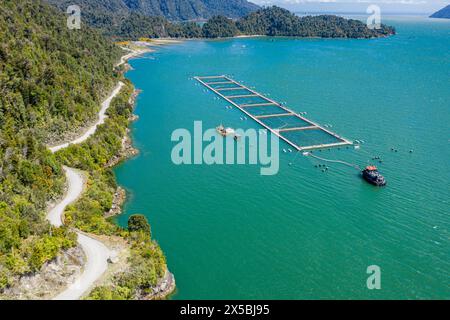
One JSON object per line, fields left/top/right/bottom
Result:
{"left": 106, "top": 130, "right": 139, "bottom": 168}
{"left": 141, "top": 270, "right": 176, "bottom": 300}
{"left": 128, "top": 89, "right": 141, "bottom": 106}
{"left": 106, "top": 187, "right": 127, "bottom": 218}
{"left": 1, "top": 246, "right": 85, "bottom": 300}
{"left": 105, "top": 89, "right": 141, "bottom": 168}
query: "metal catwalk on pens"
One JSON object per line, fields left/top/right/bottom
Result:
{"left": 195, "top": 75, "right": 353, "bottom": 151}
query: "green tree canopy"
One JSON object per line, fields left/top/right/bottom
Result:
{"left": 128, "top": 214, "right": 151, "bottom": 237}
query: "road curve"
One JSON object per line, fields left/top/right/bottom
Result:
{"left": 48, "top": 80, "right": 126, "bottom": 299}
{"left": 53, "top": 233, "right": 110, "bottom": 300}
{"left": 47, "top": 166, "right": 83, "bottom": 227}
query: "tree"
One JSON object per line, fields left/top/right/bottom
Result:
{"left": 202, "top": 16, "right": 239, "bottom": 38}
{"left": 128, "top": 214, "right": 151, "bottom": 237}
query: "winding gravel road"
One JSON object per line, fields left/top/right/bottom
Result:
{"left": 48, "top": 81, "right": 125, "bottom": 300}
{"left": 46, "top": 47, "right": 142, "bottom": 299}
{"left": 53, "top": 232, "right": 110, "bottom": 300}
{"left": 47, "top": 166, "right": 83, "bottom": 228}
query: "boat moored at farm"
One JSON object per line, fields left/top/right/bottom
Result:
{"left": 362, "top": 166, "right": 386, "bottom": 186}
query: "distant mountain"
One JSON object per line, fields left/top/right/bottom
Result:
{"left": 46, "top": 0, "right": 259, "bottom": 21}
{"left": 430, "top": 5, "right": 450, "bottom": 19}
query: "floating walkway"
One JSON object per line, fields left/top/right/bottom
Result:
{"left": 195, "top": 75, "right": 352, "bottom": 151}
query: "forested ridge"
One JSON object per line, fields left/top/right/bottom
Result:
{"left": 0, "top": 0, "right": 121, "bottom": 141}
{"left": 236, "top": 7, "right": 395, "bottom": 38}
{"left": 0, "top": 0, "right": 166, "bottom": 297}
{"left": 46, "top": 0, "right": 259, "bottom": 22}
{"left": 46, "top": 3, "right": 395, "bottom": 40}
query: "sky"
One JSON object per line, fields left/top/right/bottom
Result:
{"left": 251, "top": 0, "right": 450, "bottom": 14}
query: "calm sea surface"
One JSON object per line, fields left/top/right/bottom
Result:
{"left": 115, "top": 17, "right": 450, "bottom": 299}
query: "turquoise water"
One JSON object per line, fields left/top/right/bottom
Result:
{"left": 115, "top": 17, "right": 450, "bottom": 299}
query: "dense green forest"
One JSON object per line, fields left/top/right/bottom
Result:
{"left": 0, "top": 0, "right": 117, "bottom": 288}
{"left": 202, "top": 15, "right": 239, "bottom": 38}
{"left": 0, "top": 0, "right": 122, "bottom": 141}
{"left": 237, "top": 7, "right": 395, "bottom": 38}
{"left": 0, "top": 0, "right": 166, "bottom": 298}
{"left": 46, "top": 0, "right": 259, "bottom": 22}
{"left": 46, "top": 3, "right": 395, "bottom": 39}
{"left": 200, "top": 7, "right": 395, "bottom": 39}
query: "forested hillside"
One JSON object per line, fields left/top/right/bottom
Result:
{"left": 202, "top": 7, "right": 395, "bottom": 39}
{"left": 46, "top": 0, "right": 259, "bottom": 22}
{"left": 45, "top": 4, "right": 395, "bottom": 40}
{"left": 0, "top": 0, "right": 120, "bottom": 289}
{"left": 236, "top": 7, "right": 395, "bottom": 38}
{"left": 0, "top": 1, "right": 122, "bottom": 140}
{"left": 122, "top": 0, "right": 259, "bottom": 20}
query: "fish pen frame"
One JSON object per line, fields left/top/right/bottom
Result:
{"left": 195, "top": 75, "right": 353, "bottom": 151}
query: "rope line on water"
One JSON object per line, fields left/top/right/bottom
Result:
{"left": 305, "top": 152, "right": 361, "bottom": 171}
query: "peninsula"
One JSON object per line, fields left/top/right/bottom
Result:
{"left": 46, "top": 2, "right": 395, "bottom": 39}
{"left": 430, "top": 5, "right": 450, "bottom": 19}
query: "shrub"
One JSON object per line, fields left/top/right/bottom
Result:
{"left": 128, "top": 214, "right": 151, "bottom": 237}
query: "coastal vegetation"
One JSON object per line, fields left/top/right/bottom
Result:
{"left": 202, "top": 15, "right": 240, "bottom": 38}
{"left": 0, "top": 0, "right": 168, "bottom": 298}
{"left": 46, "top": 3, "right": 394, "bottom": 40}
{"left": 128, "top": 215, "right": 151, "bottom": 236}
{"left": 56, "top": 82, "right": 168, "bottom": 299}
{"left": 56, "top": 83, "right": 134, "bottom": 236}
{"left": 87, "top": 214, "right": 166, "bottom": 300}
{"left": 0, "top": 0, "right": 117, "bottom": 289}
{"left": 236, "top": 7, "right": 395, "bottom": 38}
{"left": 200, "top": 7, "right": 395, "bottom": 39}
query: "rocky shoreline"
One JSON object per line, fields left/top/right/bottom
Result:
{"left": 142, "top": 270, "right": 176, "bottom": 300}
{"left": 105, "top": 87, "right": 141, "bottom": 218}
{"left": 106, "top": 89, "right": 141, "bottom": 169}
{"left": 106, "top": 129, "right": 139, "bottom": 168}
{"left": 106, "top": 186, "right": 126, "bottom": 218}
{"left": 103, "top": 80, "right": 176, "bottom": 299}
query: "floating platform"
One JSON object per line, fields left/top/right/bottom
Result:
{"left": 195, "top": 75, "right": 352, "bottom": 151}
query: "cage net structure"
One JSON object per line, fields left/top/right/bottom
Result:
{"left": 195, "top": 75, "right": 352, "bottom": 151}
